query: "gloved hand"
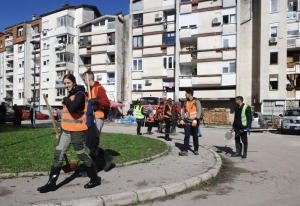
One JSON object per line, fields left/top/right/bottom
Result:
{"left": 180, "top": 120, "right": 185, "bottom": 125}
{"left": 89, "top": 98, "right": 99, "bottom": 105}
{"left": 246, "top": 128, "right": 250, "bottom": 134}
{"left": 231, "top": 126, "right": 234, "bottom": 131}
{"left": 192, "top": 120, "right": 197, "bottom": 127}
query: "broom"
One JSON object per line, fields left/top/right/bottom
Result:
{"left": 43, "top": 94, "right": 78, "bottom": 173}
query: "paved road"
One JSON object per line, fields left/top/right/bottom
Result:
{"left": 144, "top": 129, "right": 300, "bottom": 206}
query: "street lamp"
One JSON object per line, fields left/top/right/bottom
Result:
{"left": 30, "top": 40, "right": 40, "bottom": 127}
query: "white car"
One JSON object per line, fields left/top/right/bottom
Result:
{"left": 281, "top": 108, "right": 300, "bottom": 134}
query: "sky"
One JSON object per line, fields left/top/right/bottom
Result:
{"left": 0, "top": 0, "right": 129, "bottom": 31}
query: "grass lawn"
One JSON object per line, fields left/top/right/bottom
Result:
{"left": 0, "top": 126, "right": 167, "bottom": 173}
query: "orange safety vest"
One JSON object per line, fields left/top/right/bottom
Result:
{"left": 184, "top": 99, "right": 197, "bottom": 120}
{"left": 147, "top": 113, "right": 154, "bottom": 122}
{"left": 91, "top": 85, "right": 106, "bottom": 119}
{"left": 61, "top": 92, "right": 88, "bottom": 132}
{"left": 164, "top": 104, "right": 172, "bottom": 119}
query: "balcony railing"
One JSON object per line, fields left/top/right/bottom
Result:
{"left": 5, "top": 38, "right": 13, "bottom": 47}
{"left": 287, "top": 12, "right": 297, "bottom": 19}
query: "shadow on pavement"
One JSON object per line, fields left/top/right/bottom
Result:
{"left": 56, "top": 172, "right": 79, "bottom": 189}
{"left": 213, "top": 145, "right": 235, "bottom": 155}
{"left": 175, "top": 142, "right": 194, "bottom": 152}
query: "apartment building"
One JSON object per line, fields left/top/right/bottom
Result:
{"left": 126, "top": 0, "right": 177, "bottom": 106}
{"left": 77, "top": 14, "right": 126, "bottom": 102}
{"left": 38, "top": 3, "right": 101, "bottom": 110}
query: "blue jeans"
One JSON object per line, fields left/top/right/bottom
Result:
{"left": 108, "top": 114, "right": 112, "bottom": 121}
{"left": 197, "top": 124, "right": 202, "bottom": 136}
{"left": 183, "top": 123, "right": 199, "bottom": 152}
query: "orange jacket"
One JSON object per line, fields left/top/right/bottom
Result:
{"left": 184, "top": 99, "right": 197, "bottom": 120}
{"left": 91, "top": 81, "right": 111, "bottom": 119}
{"left": 61, "top": 93, "right": 88, "bottom": 132}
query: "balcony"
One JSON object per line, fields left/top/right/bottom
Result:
{"left": 6, "top": 85, "right": 13, "bottom": 91}
{"left": 5, "top": 80, "right": 13, "bottom": 85}
{"left": 6, "top": 70, "right": 13, "bottom": 76}
{"left": 223, "top": 24, "right": 236, "bottom": 34}
{"left": 31, "top": 78, "right": 40, "bottom": 85}
{"left": 54, "top": 43, "right": 66, "bottom": 52}
{"left": 31, "top": 67, "right": 40, "bottom": 74}
{"left": 287, "top": 90, "right": 296, "bottom": 98}
{"left": 179, "top": 52, "right": 195, "bottom": 64}
{"left": 5, "top": 55, "right": 13, "bottom": 62}
{"left": 287, "top": 12, "right": 297, "bottom": 20}
{"left": 5, "top": 37, "right": 13, "bottom": 47}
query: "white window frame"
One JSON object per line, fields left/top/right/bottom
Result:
{"left": 270, "top": 0, "right": 279, "bottom": 13}
{"left": 222, "top": 61, "right": 236, "bottom": 74}
{"left": 18, "top": 91, "right": 24, "bottom": 99}
{"left": 18, "top": 74, "right": 24, "bottom": 84}
{"left": 270, "top": 23, "right": 279, "bottom": 38}
{"left": 287, "top": 22, "right": 299, "bottom": 36}
{"left": 179, "top": 13, "right": 198, "bottom": 29}
{"left": 269, "top": 75, "right": 279, "bottom": 90}
{"left": 56, "top": 88, "right": 66, "bottom": 96}
{"left": 133, "top": 36, "right": 143, "bottom": 48}
{"left": 43, "top": 39, "right": 50, "bottom": 50}
{"left": 222, "top": 35, "right": 236, "bottom": 47}
{"left": 163, "top": 56, "right": 175, "bottom": 70}
{"left": 17, "top": 27, "right": 23, "bottom": 37}
{"left": 18, "top": 44, "right": 24, "bottom": 53}
{"left": 42, "top": 72, "right": 50, "bottom": 82}
{"left": 57, "top": 15, "right": 74, "bottom": 27}
{"left": 132, "top": 58, "right": 143, "bottom": 71}
{"left": 132, "top": 81, "right": 143, "bottom": 91}
{"left": 32, "top": 26, "right": 39, "bottom": 35}
{"left": 42, "top": 21, "right": 49, "bottom": 30}
{"left": 18, "top": 58, "right": 24, "bottom": 68}
{"left": 42, "top": 55, "right": 50, "bottom": 66}
{"left": 42, "top": 89, "right": 49, "bottom": 98}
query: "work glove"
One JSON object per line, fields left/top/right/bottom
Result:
{"left": 89, "top": 98, "right": 99, "bottom": 105}
{"left": 231, "top": 126, "right": 234, "bottom": 131}
{"left": 192, "top": 120, "right": 197, "bottom": 127}
{"left": 246, "top": 128, "right": 250, "bottom": 134}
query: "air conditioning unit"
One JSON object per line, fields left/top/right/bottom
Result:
{"left": 155, "top": 12, "right": 163, "bottom": 20}
{"left": 212, "top": 18, "right": 222, "bottom": 25}
{"left": 145, "top": 79, "right": 152, "bottom": 84}
{"left": 269, "top": 37, "right": 278, "bottom": 43}
{"left": 42, "top": 29, "right": 47, "bottom": 35}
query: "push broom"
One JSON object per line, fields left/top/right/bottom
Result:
{"left": 43, "top": 94, "right": 79, "bottom": 173}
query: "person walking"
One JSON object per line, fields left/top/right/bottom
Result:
{"left": 231, "top": 96, "right": 252, "bottom": 159}
{"left": 82, "top": 71, "right": 113, "bottom": 172}
{"left": 146, "top": 109, "right": 154, "bottom": 134}
{"left": 13, "top": 104, "right": 23, "bottom": 126}
{"left": 179, "top": 88, "right": 201, "bottom": 156}
{"left": 37, "top": 74, "right": 100, "bottom": 193}
{"left": 0, "top": 102, "right": 6, "bottom": 125}
{"left": 135, "top": 100, "right": 145, "bottom": 135}
{"left": 108, "top": 107, "right": 113, "bottom": 122}
{"left": 127, "top": 108, "right": 133, "bottom": 116}
{"left": 197, "top": 102, "right": 203, "bottom": 137}
{"left": 164, "top": 98, "right": 173, "bottom": 141}
{"left": 171, "top": 103, "right": 180, "bottom": 135}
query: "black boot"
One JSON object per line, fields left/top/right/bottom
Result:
{"left": 231, "top": 142, "right": 242, "bottom": 157}
{"left": 37, "top": 166, "right": 61, "bottom": 193}
{"left": 98, "top": 148, "right": 114, "bottom": 172}
{"left": 242, "top": 144, "right": 248, "bottom": 159}
{"left": 84, "top": 163, "right": 101, "bottom": 189}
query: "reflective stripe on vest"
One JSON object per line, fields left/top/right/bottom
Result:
{"left": 135, "top": 105, "right": 144, "bottom": 119}
{"left": 147, "top": 113, "right": 154, "bottom": 122}
{"left": 241, "top": 104, "right": 248, "bottom": 127}
{"left": 164, "top": 104, "right": 172, "bottom": 119}
{"left": 91, "top": 85, "right": 105, "bottom": 119}
{"left": 184, "top": 99, "right": 197, "bottom": 120}
{"left": 61, "top": 93, "right": 88, "bottom": 132}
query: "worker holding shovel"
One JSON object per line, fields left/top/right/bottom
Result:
{"left": 37, "top": 74, "right": 100, "bottom": 193}
{"left": 231, "top": 96, "right": 252, "bottom": 159}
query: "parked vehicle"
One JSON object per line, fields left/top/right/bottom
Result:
{"left": 22, "top": 111, "right": 49, "bottom": 120}
{"left": 281, "top": 108, "right": 300, "bottom": 134}
{"left": 252, "top": 112, "right": 268, "bottom": 129}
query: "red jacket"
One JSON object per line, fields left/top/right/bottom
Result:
{"left": 91, "top": 81, "right": 110, "bottom": 119}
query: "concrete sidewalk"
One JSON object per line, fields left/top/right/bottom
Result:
{"left": 0, "top": 123, "right": 220, "bottom": 206}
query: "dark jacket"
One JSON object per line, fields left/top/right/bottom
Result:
{"left": 233, "top": 103, "right": 252, "bottom": 129}
{"left": 164, "top": 104, "right": 172, "bottom": 118}
{"left": 63, "top": 86, "right": 86, "bottom": 113}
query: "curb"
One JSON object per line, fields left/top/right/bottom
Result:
{"left": 35, "top": 144, "right": 222, "bottom": 206}
{"left": 0, "top": 146, "right": 170, "bottom": 179}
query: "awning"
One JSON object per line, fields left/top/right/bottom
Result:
{"left": 110, "top": 100, "right": 125, "bottom": 108}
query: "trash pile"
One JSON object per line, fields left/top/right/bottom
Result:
{"left": 114, "top": 116, "right": 137, "bottom": 124}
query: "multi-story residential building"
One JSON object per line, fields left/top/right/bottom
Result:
{"left": 77, "top": 13, "right": 126, "bottom": 102}
{"left": 126, "top": 0, "right": 177, "bottom": 107}
{"left": 38, "top": 3, "right": 101, "bottom": 110}
{"left": 0, "top": 33, "right": 4, "bottom": 101}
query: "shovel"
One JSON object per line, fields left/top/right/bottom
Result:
{"left": 43, "top": 94, "right": 79, "bottom": 173}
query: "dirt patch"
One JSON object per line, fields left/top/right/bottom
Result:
{"left": 135, "top": 180, "right": 148, "bottom": 188}
{"left": 192, "top": 194, "right": 209, "bottom": 200}
{"left": 0, "top": 187, "right": 12, "bottom": 196}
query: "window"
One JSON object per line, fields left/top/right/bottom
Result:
{"left": 163, "top": 32, "right": 176, "bottom": 44}
{"left": 42, "top": 55, "right": 50, "bottom": 66}
{"left": 84, "top": 57, "right": 91, "bottom": 65}
{"left": 181, "top": 0, "right": 190, "bottom": 2}
{"left": 163, "top": 56, "right": 175, "bottom": 69}
{"left": 56, "top": 53, "right": 74, "bottom": 63}
{"left": 132, "top": 82, "right": 142, "bottom": 91}
{"left": 222, "top": 61, "right": 236, "bottom": 73}
{"left": 287, "top": 0, "right": 300, "bottom": 12}
{"left": 80, "top": 25, "right": 92, "bottom": 33}
{"left": 17, "top": 27, "right": 23, "bottom": 37}
{"left": 42, "top": 72, "right": 49, "bottom": 82}
{"left": 132, "top": 59, "right": 143, "bottom": 71}
{"left": 132, "top": 0, "right": 144, "bottom": 11}
{"left": 18, "top": 74, "right": 24, "bottom": 83}
{"left": 269, "top": 75, "right": 278, "bottom": 90}
{"left": 43, "top": 39, "right": 50, "bottom": 50}
{"left": 18, "top": 91, "right": 24, "bottom": 99}
{"left": 222, "top": 35, "right": 236, "bottom": 47}
{"left": 32, "top": 26, "right": 39, "bottom": 35}
{"left": 133, "top": 36, "right": 143, "bottom": 47}
{"left": 179, "top": 13, "right": 198, "bottom": 29}
{"left": 270, "top": 23, "right": 278, "bottom": 37}
{"left": 56, "top": 88, "right": 66, "bottom": 96}
{"left": 42, "top": 89, "right": 49, "bottom": 98}
{"left": 270, "top": 0, "right": 278, "bottom": 13}
{"left": 42, "top": 21, "right": 49, "bottom": 30}
{"left": 57, "top": 15, "right": 74, "bottom": 27}
{"left": 18, "top": 58, "right": 24, "bottom": 68}
{"left": 223, "top": 14, "right": 236, "bottom": 24}
{"left": 270, "top": 52, "right": 278, "bottom": 64}
{"left": 80, "top": 36, "right": 92, "bottom": 46}
{"left": 133, "top": 13, "right": 143, "bottom": 25}
{"left": 107, "top": 73, "right": 115, "bottom": 83}
{"left": 18, "top": 44, "right": 24, "bottom": 53}
{"left": 287, "top": 22, "right": 298, "bottom": 36}
{"left": 108, "top": 33, "right": 115, "bottom": 44}
{"left": 68, "top": 36, "right": 74, "bottom": 44}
